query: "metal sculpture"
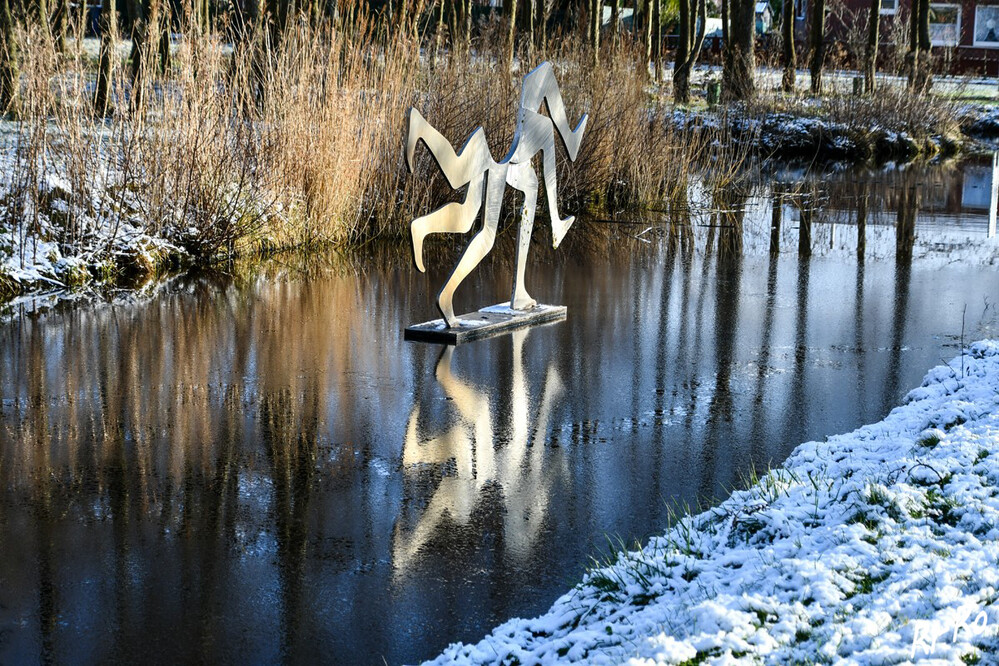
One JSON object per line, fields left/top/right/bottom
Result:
{"left": 405, "top": 62, "right": 587, "bottom": 330}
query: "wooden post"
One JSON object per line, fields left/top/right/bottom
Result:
{"left": 856, "top": 192, "right": 867, "bottom": 258}
{"left": 798, "top": 194, "right": 813, "bottom": 257}
{"left": 770, "top": 188, "right": 782, "bottom": 254}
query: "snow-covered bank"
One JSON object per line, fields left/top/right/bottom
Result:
{"left": 0, "top": 148, "right": 188, "bottom": 299}
{"left": 429, "top": 342, "right": 999, "bottom": 664}
{"left": 671, "top": 107, "right": 966, "bottom": 165}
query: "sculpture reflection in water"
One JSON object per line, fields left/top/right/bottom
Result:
{"left": 394, "top": 329, "right": 565, "bottom": 571}
{"left": 405, "top": 62, "right": 587, "bottom": 329}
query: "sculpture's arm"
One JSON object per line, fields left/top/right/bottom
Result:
{"left": 406, "top": 107, "right": 492, "bottom": 189}
{"left": 515, "top": 63, "right": 588, "bottom": 162}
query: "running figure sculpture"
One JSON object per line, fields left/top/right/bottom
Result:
{"left": 405, "top": 62, "right": 588, "bottom": 328}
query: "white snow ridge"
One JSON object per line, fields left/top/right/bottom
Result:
{"left": 427, "top": 341, "right": 999, "bottom": 665}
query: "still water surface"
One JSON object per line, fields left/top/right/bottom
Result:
{"left": 2, "top": 161, "right": 999, "bottom": 664}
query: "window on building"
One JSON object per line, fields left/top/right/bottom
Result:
{"left": 795, "top": 0, "right": 806, "bottom": 20}
{"left": 880, "top": 0, "right": 897, "bottom": 14}
{"left": 929, "top": 4, "right": 961, "bottom": 46}
{"left": 976, "top": 6, "right": 999, "bottom": 46}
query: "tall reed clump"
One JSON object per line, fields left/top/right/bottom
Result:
{"left": 3, "top": 12, "right": 282, "bottom": 283}
{"left": 0, "top": 1, "right": 738, "bottom": 294}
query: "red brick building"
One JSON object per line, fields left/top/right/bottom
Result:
{"left": 794, "top": 0, "right": 999, "bottom": 75}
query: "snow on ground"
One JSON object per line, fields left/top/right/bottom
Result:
{"left": 428, "top": 341, "right": 999, "bottom": 665}
{"left": 0, "top": 162, "right": 183, "bottom": 293}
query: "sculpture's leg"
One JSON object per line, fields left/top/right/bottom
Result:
{"left": 411, "top": 177, "right": 483, "bottom": 272}
{"left": 511, "top": 110, "right": 575, "bottom": 249}
{"left": 506, "top": 162, "right": 538, "bottom": 310}
{"left": 540, "top": 140, "right": 575, "bottom": 249}
{"left": 436, "top": 166, "right": 507, "bottom": 327}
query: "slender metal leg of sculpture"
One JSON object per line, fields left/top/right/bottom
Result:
{"left": 436, "top": 166, "right": 507, "bottom": 327}
{"left": 510, "top": 109, "right": 575, "bottom": 249}
{"left": 541, "top": 141, "right": 574, "bottom": 249}
{"left": 506, "top": 162, "right": 538, "bottom": 310}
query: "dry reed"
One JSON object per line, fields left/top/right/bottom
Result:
{"left": 0, "top": 3, "right": 746, "bottom": 295}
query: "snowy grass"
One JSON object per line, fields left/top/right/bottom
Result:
{"left": 428, "top": 341, "right": 999, "bottom": 665}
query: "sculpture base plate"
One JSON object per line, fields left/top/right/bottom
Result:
{"left": 404, "top": 303, "right": 567, "bottom": 345}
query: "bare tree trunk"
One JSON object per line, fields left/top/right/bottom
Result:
{"left": 37, "top": 0, "right": 49, "bottom": 29}
{"left": 808, "top": 0, "right": 825, "bottom": 94}
{"left": 266, "top": 0, "right": 280, "bottom": 46}
{"left": 200, "top": 0, "right": 211, "bottom": 32}
{"left": 128, "top": 0, "right": 148, "bottom": 113}
{"left": 720, "top": 0, "right": 728, "bottom": 45}
{"left": 535, "top": 0, "right": 545, "bottom": 53}
{"left": 781, "top": 0, "right": 794, "bottom": 91}
{"left": 506, "top": 0, "right": 518, "bottom": 69}
{"left": 917, "top": 0, "right": 930, "bottom": 50}
{"left": 525, "top": 0, "right": 535, "bottom": 57}
{"left": 434, "top": 0, "right": 444, "bottom": 55}
{"left": 158, "top": 0, "right": 170, "bottom": 74}
{"left": 907, "top": 0, "right": 918, "bottom": 88}
{"left": 610, "top": 0, "right": 619, "bottom": 48}
{"left": 673, "top": 0, "right": 705, "bottom": 103}
{"left": 675, "top": 0, "right": 690, "bottom": 91}
{"left": 53, "top": 0, "right": 70, "bottom": 51}
{"left": 916, "top": 0, "right": 931, "bottom": 91}
{"left": 95, "top": 0, "right": 117, "bottom": 116}
{"left": 723, "top": 0, "right": 755, "bottom": 100}
{"left": 643, "top": 0, "right": 652, "bottom": 76}
{"left": 0, "top": 0, "right": 15, "bottom": 114}
{"left": 651, "top": 0, "right": 660, "bottom": 80}
{"left": 464, "top": 0, "right": 472, "bottom": 52}
{"left": 721, "top": 0, "right": 731, "bottom": 85}
{"left": 447, "top": 0, "right": 459, "bottom": 47}
{"left": 591, "top": 0, "right": 600, "bottom": 66}
{"left": 586, "top": 0, "right": 591, "bottom": 42}
{"left": 863, "top": 0, "right": 880, "bottom": 93}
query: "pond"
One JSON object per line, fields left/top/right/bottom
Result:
{"left": 2, "top": 158, "right": 999, "bottom": 664}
